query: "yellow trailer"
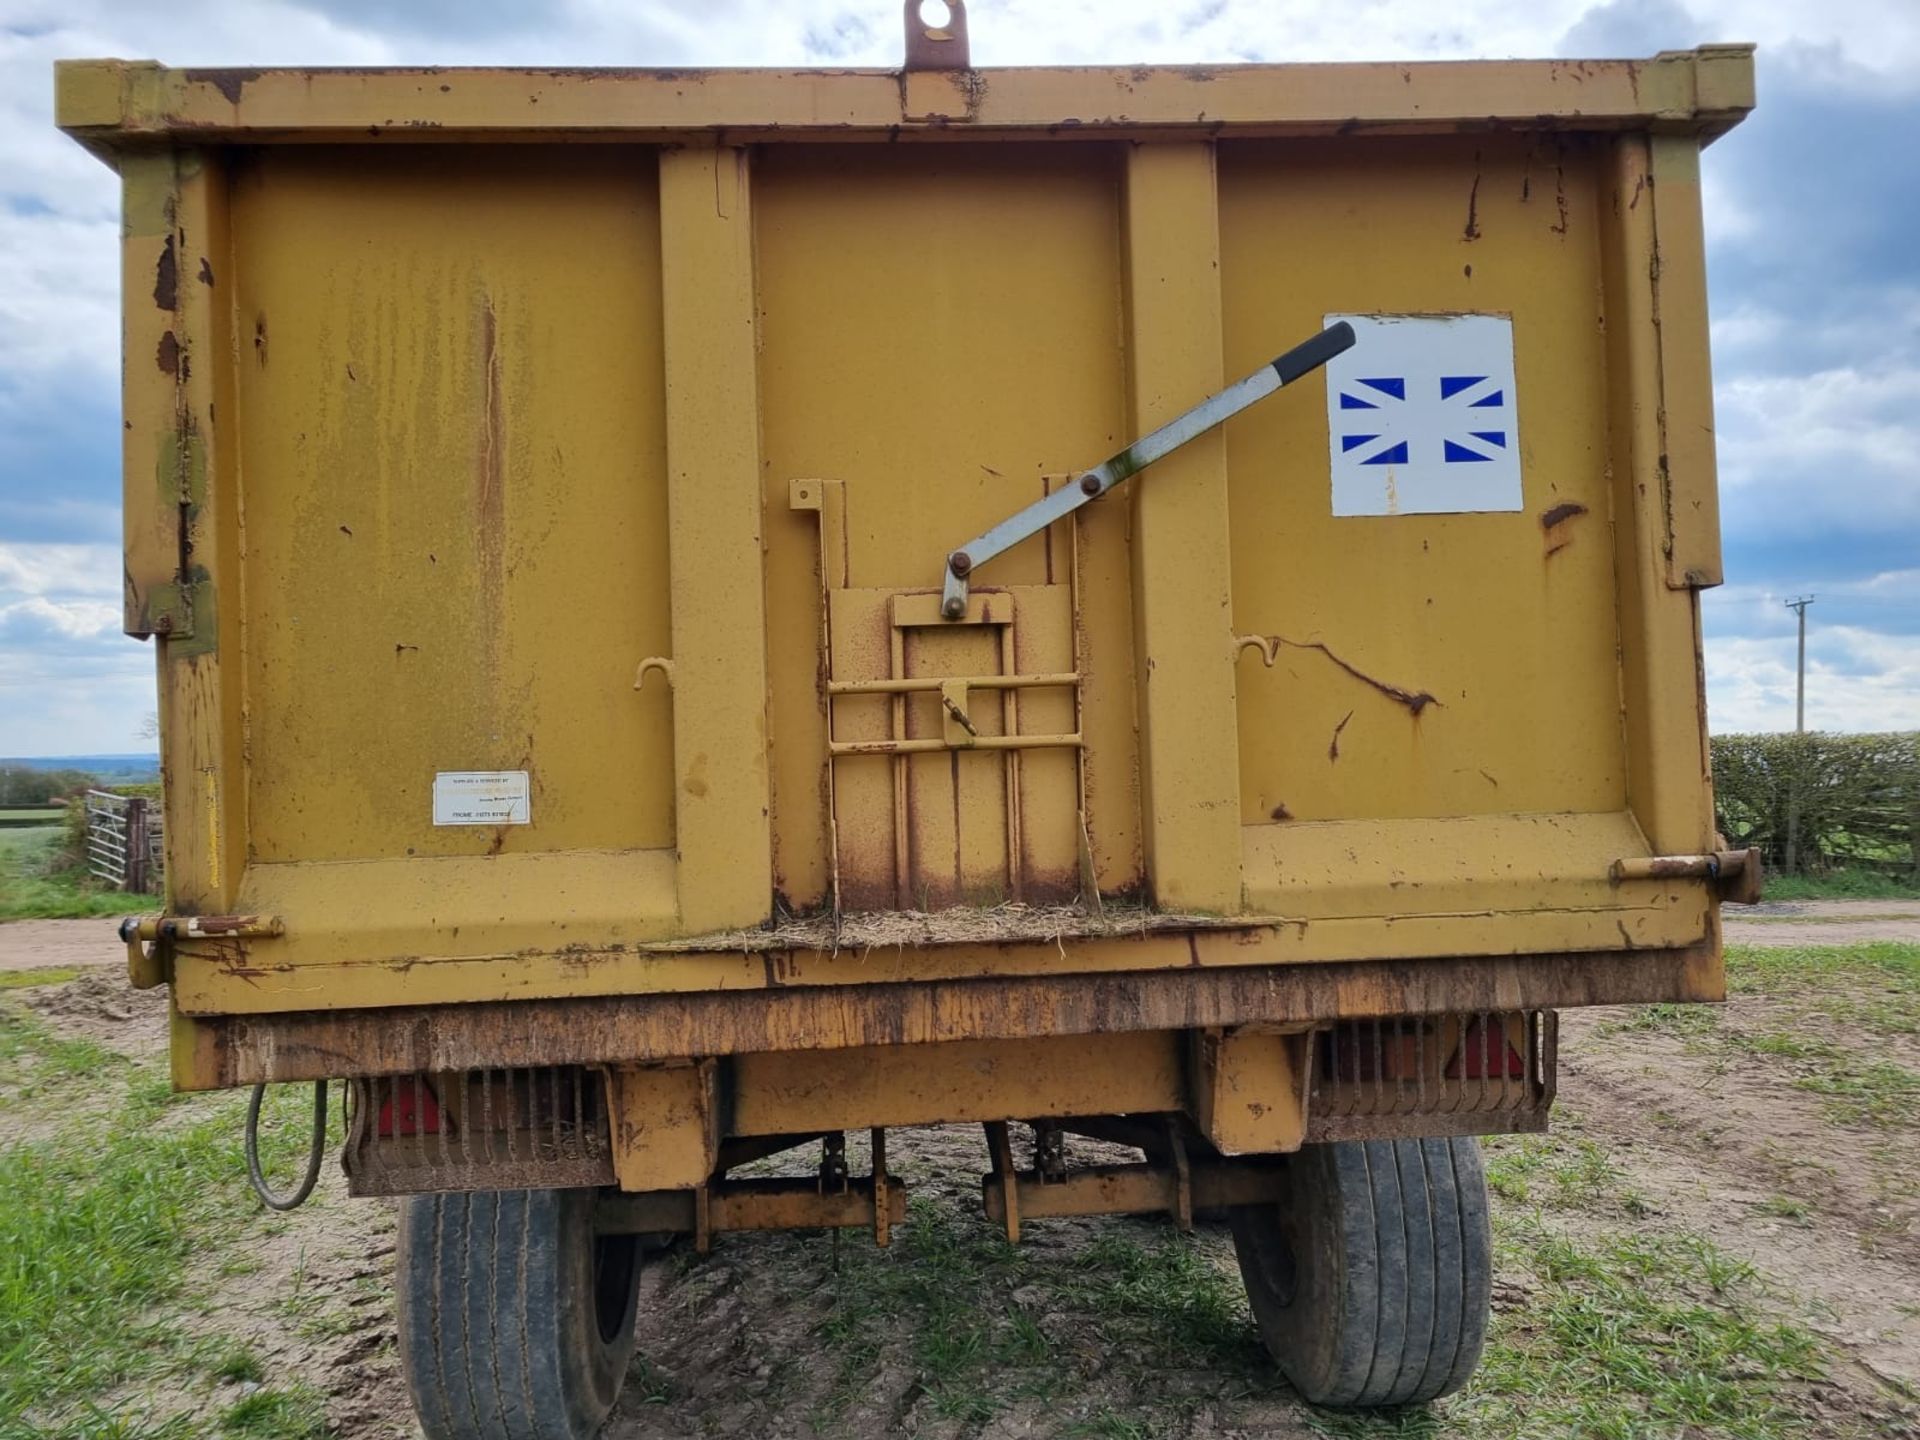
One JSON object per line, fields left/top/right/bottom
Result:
{"left": 60, "top": 4, "right": 1755, "bottom": 1432}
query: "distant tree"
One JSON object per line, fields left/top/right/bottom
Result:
{"left": 137, "top": 712, "right": 160, "bottom": 741}
{"left": 0, "top": 767, "right": 99, "bottom": 806}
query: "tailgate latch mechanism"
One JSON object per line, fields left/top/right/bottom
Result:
{"left": 937, "top": 321, "right": 1355, "bottom": 619}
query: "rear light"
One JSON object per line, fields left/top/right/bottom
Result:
{"left": 1326, "top": 1026, "right": 1425, "bottom": 1082}
{"left": 378, "top": 1079, "right": 444, "bottom": 1136}
{"left": 1448, "top": 1017, "right": 1526, "bottom": 1079}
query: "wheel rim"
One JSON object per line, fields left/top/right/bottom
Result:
{"left": 591, "top": 1233, "right": 640, "bottom": 1344}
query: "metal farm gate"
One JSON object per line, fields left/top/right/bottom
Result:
{"left": 84, "top": 790, "right": 163, "bottom": 894}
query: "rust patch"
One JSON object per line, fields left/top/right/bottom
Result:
{"left": 1328, "top": 709, "right": 1354, "bottom": 762}
{"left": 156, "top": 331, "right": 182, "bottom": 376}
{"left": 1269, "top": 803, "right": 1293, "bottom": 821}
{"left": 1541, "top": 501, "right": 1589, "bottom": 560}
{"left": 1462, "top": 157, "right": 1482, "bottom": 241}
{"left": 197, "top": 257, "right": 214, "bottom": 287}
{"left": 338, "top": 524, "right": 353, "bottom": 537}
{"left": 186, "top": 68, "right": 262, "bottom": 104}
{"left": 253, "top": 315, "right": 268, "bottom": 367}
{"left": 475, "top": 296, "right": 507, "bottom": 680}
{"left": 153, "top": 236, "right": 178, "bottom": 311}
{"left": 192, "top": 945, "right": 1714, "bottom": 1087}
{"left": 1245, "top": 636, "right": 1439, "bottom": 716}
{"left": 1541, "top": 501, "right": 1589, "bottom": 530}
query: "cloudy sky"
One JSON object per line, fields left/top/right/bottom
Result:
{"left": 0, "top": 0, "right": 1915, "bottom": 755}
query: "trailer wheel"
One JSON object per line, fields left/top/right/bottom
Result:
{"left": 1230, "top": 1137, "right": 1490, "bottom": 1408}
{"left": 397, "top": 1189, "right": 642, "bottom": 1440}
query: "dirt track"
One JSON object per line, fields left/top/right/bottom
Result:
{"left": 1726, "top": 899, "right": 1920, "bottom": 947}
{"left": 0, "top": 917, "right": 127, "bottom": 972}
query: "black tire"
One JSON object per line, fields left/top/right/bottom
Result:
{"left": 396, "top": 1189, "right": 643, "bottom": 1440}
{"left": 1229, "top": 1137, "right": 1490, "bottom": 1407}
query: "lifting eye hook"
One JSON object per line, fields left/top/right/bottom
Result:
{"left": 634, "top": 657, "right": 675, "bottom": 691}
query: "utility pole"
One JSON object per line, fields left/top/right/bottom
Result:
{"left": 1783, "top": 596, "right": 1815, "bottom": 875}
{"left": 1784, "top": 596, "right": 1815, "bottom": 732}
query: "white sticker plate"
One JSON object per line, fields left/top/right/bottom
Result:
{"left": 433, "top": 770, "right": 531, "bottom": 826}
{"left": 1324, "top": 313, "right": 1523, "bottom": 517}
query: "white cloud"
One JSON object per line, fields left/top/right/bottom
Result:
{"left": 0, "top": 539, "right": 146, "bottom": 754}
{"left": 1713, "top": 365, "right": 1920, "bottom": 539}
{"left": 0, "top": 541, "right": 118, "bottom": 599}
{"left": 0, "top": 208, "right": 118, "bottom": 384}
{"left": 1707, "top": 624, "right": 1920, "bottom": 733}
{"left": 0, "top": 594, "right": 117, "bottom": 638}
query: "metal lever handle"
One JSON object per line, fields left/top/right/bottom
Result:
{"left": 939, "top": 321, "right": 1355, "bottom": 618}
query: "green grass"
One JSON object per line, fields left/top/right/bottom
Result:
{"left": 1728, "top": 940, "right": 1920, "bottom": 993}
{"left": 209, "top": 1345, "right": 264, "bottom": 1386}
{"left": 1753, "top": 1193, "right": 1812, "bottom": 1222}
{"left": 0, "top": 966, "right": 86, "bottom": 991}
{"left": 0, "top": 827, "right": 150, "bottom": 921}
{"left": 1593, "top": 999, "right": 1723, "bottom": 1039}
{"left": 1483, "top": 1125, "right": 1647, "bottom": 1215}
{"left": 1761, "top": 869, "right": 1920, "bottom": 902}
{"left": 1472, "top": 1227, "right": 1830, "bottom": 1438}
{"left": 217, "top": 1386, "right": 329, "bottom": 1439}
{"left": 0, "top": 1004, "right": 328, "bottom": 1437}
{"left": 0, "top": 1006, "right": 121, "bottom": 1107}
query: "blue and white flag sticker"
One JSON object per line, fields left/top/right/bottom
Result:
{"left": 1323, "top": 313, "right": 1522, "bottom": 517}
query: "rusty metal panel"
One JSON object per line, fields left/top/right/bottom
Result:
{"left": 344, "top": 1067, "right": 616, "bottom": 1197}
{"left": 55, "top": 52, "right": 1754, "bottom": 146}
{"left": 609, "top": 1059, "right": 720, "bottom": 1192}
{"left": 1306, "top": 1010, "right": 1557, "bottom": 1142}
{"left": 60, "top": 40, "right": 1750, "bottom": 1047}
{"left": 178, "top": 945, "right": 1714, "bottom": 1090}
{"left": 730, "top": 1033, "right": 1183, "bottom": 1136}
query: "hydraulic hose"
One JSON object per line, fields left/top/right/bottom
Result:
{"left": 245, "top": 1080, "right": 328, "bottom": 1211}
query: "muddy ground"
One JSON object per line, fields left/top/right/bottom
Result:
{"left": 4, "top": 907, "right": 1920, "bottom": 1438}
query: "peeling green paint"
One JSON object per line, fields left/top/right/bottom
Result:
{"left": 121, "top": 153, "right": 175, "bottom": 239}
{"left": 167, "top": 565, "right": 217, "bottom": 658}
{"left": 130, "top": 424, "right": 211, "bottom": 643}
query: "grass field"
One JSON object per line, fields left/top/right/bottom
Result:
{"left": 1762, "top": 867, "right": 1920, "bottom": 902}
{"left": 0, "top": 996, "right": 336, "bottom": 1440}
{"left": 0, "top": 827, "right": 149, "bottom": 922}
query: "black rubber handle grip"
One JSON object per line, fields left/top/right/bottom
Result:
{"left": 1269, "top": 321, "right": 1356, "bottom": 386}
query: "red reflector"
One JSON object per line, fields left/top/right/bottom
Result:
{"left": 378, "top": 1082, "right": 443, "bottom": 1137}
{"left": 1447, "top": 1020, "right": 1526, "bottom": 1080}
{"left": 1327, "top": 1027, "right": 1423, "bottom": 1082}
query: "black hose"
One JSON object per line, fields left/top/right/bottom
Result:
{"left": 245, "top": 1080, "right": 328, "bottom": 1211}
